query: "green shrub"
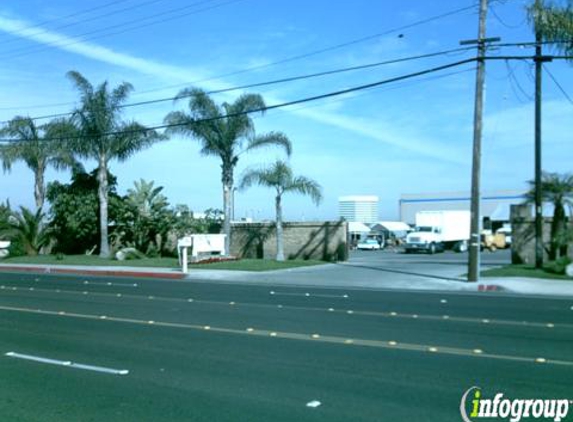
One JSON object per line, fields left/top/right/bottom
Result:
{"left": 544, "top": 257, "right": 572, "bottom": 275}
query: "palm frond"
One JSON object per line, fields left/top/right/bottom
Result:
{"left": 245, "top": 132, "right": 292, "bottom": 157}
{"left": 287, "top": 176, "right": 323, "bottom": 205}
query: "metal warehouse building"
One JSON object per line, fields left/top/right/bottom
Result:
{"left": 399, "top": 190, "right": 527, "bottom": 225}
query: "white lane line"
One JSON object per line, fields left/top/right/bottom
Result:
{"left": 4, "top": 352, "right": 129, "bottom": 375}
{"left": 83, "top": 281, "right": 137, "bottom": 288}
{"left": 269, "top": 291, "right": 349, "bottom": 299}
{"left": 306, "top": 400, "right": 321, "bottom": 408}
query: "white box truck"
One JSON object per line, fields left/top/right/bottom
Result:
{"left": 405, "top": 210, "right": 470, "bottom": 254}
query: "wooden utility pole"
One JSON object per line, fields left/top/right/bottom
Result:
{"left": 466, "top": 0, "right": 490, "bottom": 282}
{"left": 533, "top": 28, "right": 553, "bottom": 268}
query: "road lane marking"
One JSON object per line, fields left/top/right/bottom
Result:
{"left": 0, "top": 305, "right": 571, "bottom": 366}
{"left": 306, "top": 400, "right": 321, "bottom": 408}
{"left": 82, "top": 281, "right": 137, "bottom": 288}
{"left": 270, "top": 291, "right": 349, "bottom": 299}
{"left": 2, "top": 285, "right": 572, "bottom": 331}
{"left": 4, "top": 352, "right": 129, "bottom": 375}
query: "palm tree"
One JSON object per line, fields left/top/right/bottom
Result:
{"left": 528, "top": 0, "right": 573, "bottom": 56}
{"left": 526, "top": 171, "right": 573, "bottom": 260}
{"left": 127, "top": 179, "right": 168, "bottom": 218}
{"left": 1, "top": 206, "right": 49, "bottom": 256}
{"left": 0, "top": 116, "right": 78, "bottom": 210}
{"left": 164, "top": 88, "right": 292, "bottom": 255}
{"left": 239, "top": 160, "right": 322, "bottom": 261}
{"left": 67, "top": 70, "right": 163, "bottom": 258}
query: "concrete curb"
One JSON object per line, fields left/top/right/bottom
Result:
{"left": 0, "top": 265, "right": 185, "bottom": 280}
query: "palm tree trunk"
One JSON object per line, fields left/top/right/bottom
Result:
{"left": 275, "top": 193, "right": 284, "bottom": 261}
{"left": 222, "top": 181, "right": 232, "bottom": 256}
{"left": 34, "top": 164, "right": 45, "bottom": 210}
{"left": 98, "top": 156, "right": 111, "bottom": 258}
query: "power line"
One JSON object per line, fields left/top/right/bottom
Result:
{"left": 544, "top": 64, "right": 573, "bottom": 105}
{"left": 0, "top": 2, "right": 479, "bottom": 114}
{"left": 0, "top": 57, "right": 476, "bottom": 144}
{"left": 0, "top": 0, "right": 133, "bottom": 42}
{"left": 0, "top": 0, "right": 164, "bottom": 48}
{"left": 0, "top": 0, "right": 245, "bottom": 61}
{"left": 136, "top": 3, "right": 480, "bottom": 95}
{"left": 0, "top": 45, "right": 478, "bottom": 123}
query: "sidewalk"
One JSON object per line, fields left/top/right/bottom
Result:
{"left": 0, "top": 262, "right": 572, "bottom": 298}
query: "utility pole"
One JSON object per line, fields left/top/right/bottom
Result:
{"left": 463, "top": 0, "right": 495, "bottom": 282}
{"left": 533, "top": 28, "right": 552, "bottom": 268}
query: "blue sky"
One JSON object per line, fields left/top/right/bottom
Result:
{"left": 0, "top": 0, "right": 571, "bottom": 221}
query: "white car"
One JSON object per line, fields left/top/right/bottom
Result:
{"left": 356, "top": 239, "right": 381, "bottom": 250}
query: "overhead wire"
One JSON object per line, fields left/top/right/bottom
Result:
{"left": 0, "top": 45, "right": 479, "bottom": 123}
{"left": 0, "top": 57, "right": 477, "bottom": 144}
{"left": 0, "top": 0, "right": 133, "bottom": 42}
{"left": 135, "top": 3, "right": 480, "bottom": 94}
{"left": 0, "top": 0, "right": 246, "bottom": 61}
{"left": 543, "top": 65, "right": 573, "bottom": 105}
{"left": 0, "top": 0, "right": 165, "bottom": 48}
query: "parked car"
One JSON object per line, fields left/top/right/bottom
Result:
{"left": 356, "top": 239, "right": 381, "bottom": 250}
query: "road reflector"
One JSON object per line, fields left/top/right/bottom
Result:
{"left": 390, "top": 312, "right": 397, "bottom": 316}
{"left": 229, "top": 302, "right": 235, "bottom": 305}
{"left": 148, "top": 321, "right": 155, "bottom": 324}
{"left": 443, "top": 315, "right": 450, "bottom": 320}
{"left": 482, "top": 319, "right": 490, "bottom": 324}
{"left": 204, "top": 326, "right": 211, "bottom": 330}
{"left": 328, "top": 308, "right": 334, "bottom": 312}
{"left": 344, "top": 339, "right": 354, "bottom": 344}
{"left": 428, "top": 347, "right": 438, "bottom": 353}
{"left": 305, "top": 293, "right": 310, "bottom": 297}
{"left": 546, "top": 323, "right": 554, "bottom": 328}
{"left": 347, "top": 310, "right": 354, "bottom": 314}
{"left": 270, "top": 332, "right": 277, "bottom": 337}
{"left": 535, "top": 357, "right": 547, "bottom": 364}
{"left": 246, "top": 328, "right": 254, "bottom": 332}
{"left": 306, "top": 400, "right": 321, "bottom": 408}
{"left": 388, "top": 341, "right": 397, "bottom": 346}
{"left": 412, "top": 314, "right": 419, "bottom": 319}
{"left": 187, "top": 298, "right": 193, "bottom": 302}
{"left": 440, "top": 299, "right": 448, "bottom": 304}
{"left": 311, "top": 334, "right": 320, "bottom": 339}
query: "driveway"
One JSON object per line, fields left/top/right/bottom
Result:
{"left": 187, "top": 249, "right": 512, "bottom": 292}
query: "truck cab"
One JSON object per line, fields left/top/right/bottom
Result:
{"left": 404, "top": 226, "right": 443, "bottom": 254}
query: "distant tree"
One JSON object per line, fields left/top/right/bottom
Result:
{"left": 528, "top": 0, "right": 573, "bottom": 56}
{"left": 0, "top": 116, "right": 79, "bottom": 210}
{"left": 1, "top": 206, "right": 49, "bottom": 256}
{"left": 164, "top": 88, "right": 291, "bottom": 255}
{"left": 526, "top": 171, "right": 573, "bottom": 259}
{"left": 239, "top": 160, "right": 322, "bottom": 261}
{"left": 67, "top": 70, "right": 163, "bottom": 257}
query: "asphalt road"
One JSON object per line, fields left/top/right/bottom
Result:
{"left": 0, "top": 271, "right": 571, "bottom": 422}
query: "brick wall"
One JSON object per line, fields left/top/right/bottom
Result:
{"left": 230, "top": 221, "right": 349, "bottom": 261}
